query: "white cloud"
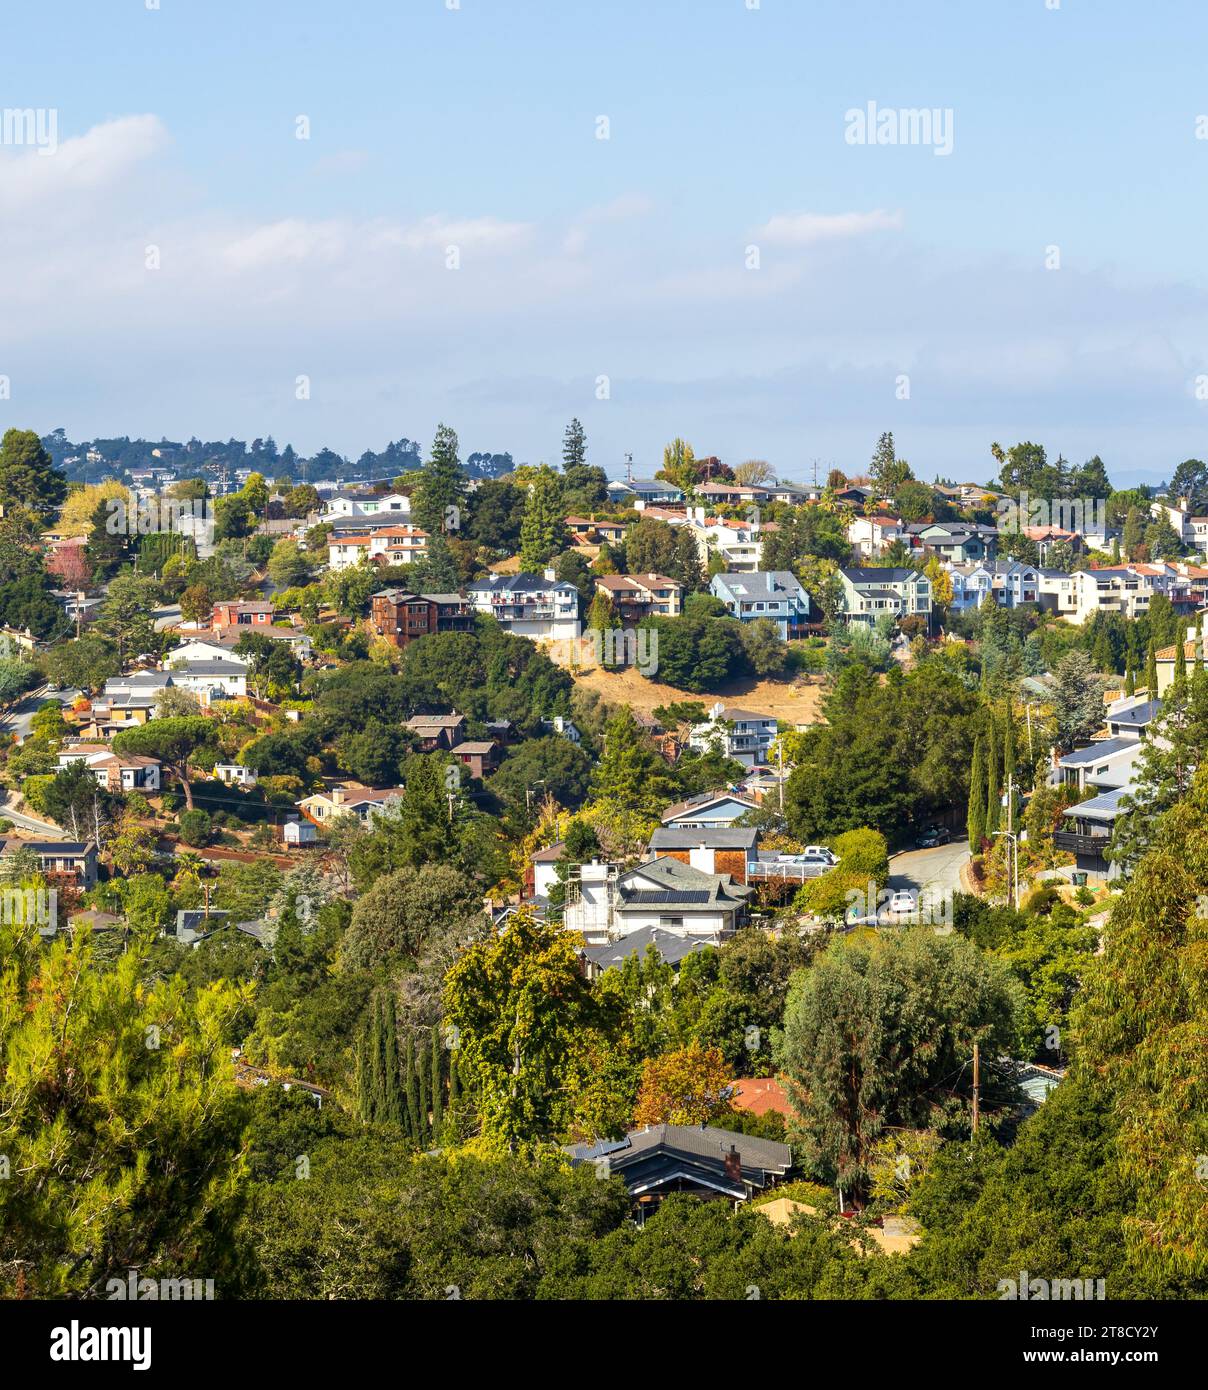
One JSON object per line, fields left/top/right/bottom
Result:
{"left": 756, "top": 208, "right": 904, "bottom": 245}
{"left": 0, "top": 114, "right": 168, "bottom": 207}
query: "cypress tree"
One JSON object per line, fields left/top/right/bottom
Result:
{"left": 1146, "top": 639, "right": 1158, "bottom": 699}
{"left": 1196, "top": 613, "right": 1205, "bottom": 674}
{"left": 417, "top": 1037, "right": 431, "bottom": 1147}
{"left": 430, "top": 1024, "right": 444, "bottom": 1142}
{"left": 984, "top": 717, "right": 1001, "bottom": 838}
{"left": 1002, "top": 697, "right": 1016, "bottom": 821}
{"left": 1124, "top": 655, "right": 1136, "bottom": 697}
{"left": 1174, "top": 629, "right": 1188, "bottom": 688}
{"left": 356, "top": 993, "right": 404, "bottom": 1127}
{"left": 404, "top": 1034, "right": 421, "bottom": 1143}
{"left": 967, "top": 735, "right": 986, "bottom": 851}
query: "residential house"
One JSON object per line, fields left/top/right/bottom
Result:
{"left": 606, "top": 478, "right": 684, "bottom": 506}
{"left": 450, "top": 740, "right": 500, "bottom": 779}
{"left": 211, "top": 600, "right": 274, "bottom": 630}
{"left": 648, "top": 826, "right": 760, "bottom": 884}
{"left": 593, "top": 573, "right": 682, "bottom": 622}
{"left": 847, "top": 513, "right": 907, "bottom": 558}
{"left": 405, "top": 712, "right": 467, "bottom": 751}
{"left": 57, "top": 745, "right": 161, "bottom": 791}
{"left": 2, "top": 838, "right": 97, "bottom": 889}
{"left": 165, "top": 660, "right": 248, "bottom": 702}
{"left": 465, "top": 571, "right": 581, "bottom": 645}
{"left": 295, "top": 783, "right": 406, "bottom": 826}
{"left": 540, "top": 715, "right": 581, "bottom": 743}
{"left": 566, "top": 516, "right": 628, "bottom": 545}
{"left": 213, "top": 763, "right": 257, "bottom": 787}
{"left": 371, "top": 589, "right": 474, "bottom": 649}
{"left": 660, "top": 790, "right": 759, "bottom": 829}
{"left": 1069, "top": 568, "right": 1153, "bottom": 624}
{"left": 327, "top": 526, "right": 430, "bottom": 570}
{"left": 1154, "top": 634, "right": 1203, "bottom": 696}
{"left": 908, "top": 521, "right": 998, "bottom": 564}
{"left": 836, "top": 567, "right": 932, "bottom": 625}
{"left": 1036, "top": 568, "right": 1079, "bottom": 618}
{"left": 566, "top": 1125, "right": 791, "bottom": 1213}
{"left": 320, "top": 490, "right": 412, "bottom": 525}
{"left": 1054, "top": 785, "right": 1130, "bottom": 881}
{"left": 528, "top": 842, "right": 565, "bottom": 900}
{"left": 709, "top": 571, "right": 811, "bottom": 639}
{"left": 687, "top": 510, "right": 763, "bottom": 572}
{"left": 1053, "top": 737, "right": 1146, "bottom": 794}
{"left": 688, "top": 703, "right": 779, "bottom": 770}
{"left": 951, "top": 559, "right": 1041, "bottom": 610}
{"left": 580, "top": 926, "right": 713, "bottom": 979}
{"left": 561, "top": 855, "right": 752, "bottom": 946}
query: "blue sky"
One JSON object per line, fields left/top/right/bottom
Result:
{"left": 2, "top": 0, "right": 1207, "bottom": 484}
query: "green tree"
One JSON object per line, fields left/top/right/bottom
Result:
{"left": 355, "top": 991, "right": 406, "bottom": 1129}
{"left": 518, "top": 467, "right": 569, "bottom": 571}
{"left": 412, "top": 423, "right": 466, "bottom": 537}
{"left": 967, "top": 734, "right": 986, "bottom": 851}
{"left": 113, "top": 717, "right": 214, "bottom": 812}
{"left": 0, "top": 922, "right": 249, "bottom": 1296}
{"left": 0, "top": 428, "right": 67, "bottom": 519}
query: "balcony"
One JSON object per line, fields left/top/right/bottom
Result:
{"left": 1053, "top": 830, "right": 1111, "bottom": 859}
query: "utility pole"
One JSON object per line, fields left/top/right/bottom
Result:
{"left": 972, "top": 1041, "right": 980, "bottom": 1135}
{"left": 1026, "top": 702, "right": 1034, "bottom": 761}
{"left": 778, "top": 741, "right": 784, "bottom": 813}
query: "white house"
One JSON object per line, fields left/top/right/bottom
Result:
{"left": 466, "top": 571, "right": 581, "bottom": 646}
{"left": 847, "top": 513, "right": 907, "bottom": 558}
{"left": 214, "top": 763, "right": 258, "bottom": 787}
{"left": 321, "top": 491, "right": 412, "bottom": 524}
{"left": 561, "top": 856, "right": 751, "bottom": 947}
{"left": 168, "top": 660, "right": 248, "bottom": 702}
{"left": 1069, "top": 568, "right": 1152, "bottom": 624}
{"left": 687, "top": 511, "right": 763, "bottom": 572}
{"left": 689, "top": 702, "right": 779, "bottom": 769}
{"left": 327, "top": 526, "right": 429, "bottom": 570}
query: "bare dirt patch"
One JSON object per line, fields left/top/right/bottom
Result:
{"left": 573, "top": 665, "right": 826, "bottom": 725}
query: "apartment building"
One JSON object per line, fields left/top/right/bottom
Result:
{"left": 1069, "top": 568, "right": 1153, "bottom": 623}
{"left": 688, "top": 702, "right": 779, "bottom": 769}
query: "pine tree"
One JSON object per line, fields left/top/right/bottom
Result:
{"left": 562, "top": 418, "right": 587, "bottom": 472}
{"left": 413, "top": 423, "right": 466, "bottom": 536}
{"left": 967, "top": 734, "right": 986, "bottom": 851}
{"left": 984, "top": 717, "right": 1001, "bottom": 838}
{"left": 519, "top": 467, "right": 569, "bottom": 571}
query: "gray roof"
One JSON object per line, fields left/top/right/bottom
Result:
{"left": 712, "top": 571, "right": 807, "bottom": 601}
{"left": 618, "top": 855, "right": 751, "bottom": 905}
{"left": 841, "top": 567, "right": 917, "bottom": 583}
{"left": 582, "top": 927, "right": 713, "bottom": 970}
{"left": 1110, "top": 699, "right": 1161, "bottom": 727}
{"left": 566, "top": 1124, "right": 791, "bottom": 1174}
{"left": 649, "top": 827, "right": 759, "bottom": 851}
{"left": 1063, "top": 786, "right": 1130, "bottom": 822}
{"left": 1059, "top": 737, "right": 1140, "bottom": 766}
{"left": 623, "top": 890, "right": 712, "bottom": 905}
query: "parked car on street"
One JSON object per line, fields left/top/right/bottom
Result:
{"left": 915, "top": 825, "right": 951, "bottom": 849}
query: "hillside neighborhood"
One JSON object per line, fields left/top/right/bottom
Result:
{"left": 1, "top": 422, "right": 1205, "bottom": 1304}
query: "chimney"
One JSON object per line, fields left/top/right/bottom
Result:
{"left": 723, "top": 1144, "right": 741, "bottom": 1184}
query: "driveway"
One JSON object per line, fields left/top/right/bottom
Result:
{"left": 0, "top": 796, "right": 65, "bottom": 839}
{"left": 888, "top": 838, "right": 970, "bottom": 899}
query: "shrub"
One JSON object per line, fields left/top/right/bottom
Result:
{"left": 178, "top": 809, "right": 213, "bottom": 847}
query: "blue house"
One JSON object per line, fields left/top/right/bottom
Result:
{"left": 709, "top": 570, "right": 811, "bottom": 639}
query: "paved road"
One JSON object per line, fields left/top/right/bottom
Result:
{"left": 0, "top": 686, "right": 82, "bottom": 743}
{"left": 0, "top": 797, "right": 66, "bottom": 838}
{"left": 887, "top": 838, "right": 971, "bottom": 899}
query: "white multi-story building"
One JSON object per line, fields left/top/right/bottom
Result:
{"left": 847, "top": 513, "right": 908, "bottom": 558}
{"left": 320, "top": 491, "right": 412, "bottom": 524}
{"left": 1068, "top": 568, "right": 1152, "bottom": 623}
{"left": 466, "top": 571, "right": 581, "bottom": 645}
{"left": 327, "top": 526, "right": 430, "bottom": 570}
